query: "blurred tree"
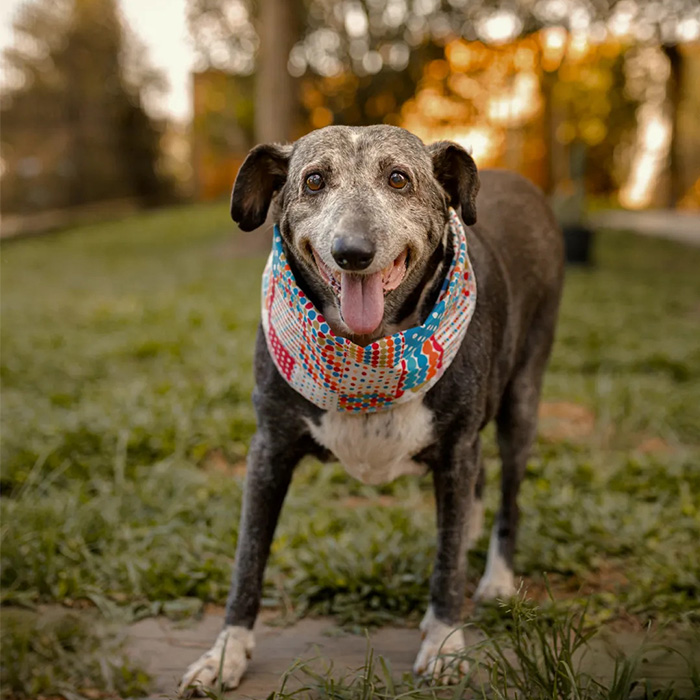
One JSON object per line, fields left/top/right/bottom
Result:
{"left": 0, "top": 0, "right": 173, "bottom": 214}
{"left": 189, "top": 0, "right": 698, "bottom": 204}
{"left": 187, "top": 0, "right": 443, "bottom": 138}
{"left": 188, "top": 0, "right": 302, "bottom": 143}
{"left": 663, "top": 43, "right": 685, "bottom": 207}
{"left": 256, "top": 0, "right": 301, "bottom": 141}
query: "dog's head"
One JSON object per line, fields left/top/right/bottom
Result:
{"left": 231, "top": 125, "right": 479, "bottom": 341}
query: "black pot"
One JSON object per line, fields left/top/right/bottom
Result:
{"left": 562, "top": 224, "right": 594, "bottom": 265}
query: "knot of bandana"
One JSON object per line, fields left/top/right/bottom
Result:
{"left": 261, "top": 208, "right": 477, "bottom": 413}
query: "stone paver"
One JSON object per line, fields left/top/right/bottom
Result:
{"left": 126, "top": 610, "right": 432, "bottom": 698}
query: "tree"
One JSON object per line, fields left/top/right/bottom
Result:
{"left": 188, "top": 0, "right": 699, "bottom": 204}
{"left": 255, "top": 0, "right": 301, "bottom": 142}
{"left": 0, "top": 0, "right": 172, "bottom": 214}
{"left": 189, "top": 0, "right": 301, "bottom": 143}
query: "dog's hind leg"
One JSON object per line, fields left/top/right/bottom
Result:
{"left": 414, "top": 435, "right": 482, "bottom": 683}
{"left": 179, "top": 431, "right": 304, "bottom": 695}
{"left": 475, "top": 307, "right": 558, "bottom": 602}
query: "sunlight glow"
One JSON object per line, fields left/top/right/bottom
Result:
{"left": 344, "top": 3, "right": 368, "bottom": 38}
{"left": 541, "top": 26, "right": 567, "bottom": 71}
{"left": 619, "top": 110, "right": 672, "bottom": 209}
{"left": 448, "top": 127, "right": 497, "bottom": 163}
{"left": 477, "top": 10, "right": 522, "bottom": 45}
{"left": 487, "top": 72, "right": 540, "bottom": 127}
{"left": 676, "top": 18, "right": 700, "bottom": 43}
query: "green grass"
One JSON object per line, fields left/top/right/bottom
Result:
{"left": 1, "top": 204, "right": 700, "bottom": 696}
{"left": 1, "top": 608, "right": 150, "bottom": 698}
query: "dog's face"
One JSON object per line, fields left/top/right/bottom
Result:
{"left": 231, "top": 125, "right": 479, "bottom": 341}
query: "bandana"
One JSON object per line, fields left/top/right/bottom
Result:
{"left": 261, "top": 208, "right": 477, "bottom": 413}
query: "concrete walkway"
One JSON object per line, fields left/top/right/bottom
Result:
{"left": 125, "top": 609, "right": 699, "bottom": 699}
{"left": 589, "top": 209, "right": 700, "bottom": 246}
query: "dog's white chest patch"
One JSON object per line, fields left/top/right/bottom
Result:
{"left": 306, "top": 400, "right": 434, "bottom": 485}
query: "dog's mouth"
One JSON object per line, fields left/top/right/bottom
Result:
{"left": 311, "top": 248, "right": 409, "bottom": 335}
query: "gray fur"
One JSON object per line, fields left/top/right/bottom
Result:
{"left": 186, "top": 125, "right": 564, "bottom": 688}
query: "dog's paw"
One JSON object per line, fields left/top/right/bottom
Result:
{"left": 474, "top": 530, "right": 516, "bottom": 603}
{"left": 413, "top": 607, "right": 469, "bottom": 685}
{"left": 473, "top": 571, "right": 516, "bottom": 602}
{"left": 178, "top": 626, "right": 254, "bottom": 696}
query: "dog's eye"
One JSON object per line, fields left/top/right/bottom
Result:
{"left": 389, "top": 171, "right": 409, "bottom": 189}
{"left": 305, "top": 173, "right": 324, "bottom": 192}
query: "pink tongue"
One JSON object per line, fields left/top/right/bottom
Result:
{"left": 340, "top": 271, "right": 384, "bottom": 335}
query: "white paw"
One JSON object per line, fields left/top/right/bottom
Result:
{"left": 178, "top": 626, "right": 254, "bottom": 696}
{"left": 474, "top": 528, "right": 516, "bottom": 602}
{"left": 413, "top": 607, "right": 469, "bottom": 685}
{"left": 473, "top": 573, "right": 516, "bottom": 602}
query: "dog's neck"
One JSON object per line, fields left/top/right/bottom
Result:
{"left": 389, "top": 225, "right": 453, "bottom": 334}
{"left": 281, "top": 218, "right": 454, "bottom": 344}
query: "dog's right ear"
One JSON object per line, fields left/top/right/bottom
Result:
{"left": 230, "top": 143, "right": 292, "bottom": 231}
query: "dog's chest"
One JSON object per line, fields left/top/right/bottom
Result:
{"left": 306, "top": 400, "right": 434, "bottom": 485}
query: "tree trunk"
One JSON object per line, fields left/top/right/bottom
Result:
{"left": 663, "top": 43, "right": 684, "bottom": 208}
{"left": 255, "top": 0, "right": 298, "bottom": 144}
{"left": 541, "top": 70, "right": 557, "bottom": 195}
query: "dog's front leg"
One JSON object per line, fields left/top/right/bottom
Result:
{"left": 179, "top": 432, "right": 301, "bottom": 695}
{"left": 414, "top": 437, "right": 481, "bottom": 684}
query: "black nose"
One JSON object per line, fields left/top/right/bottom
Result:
{"left": 331, "top": 236, "right": 375, "bottom": 271}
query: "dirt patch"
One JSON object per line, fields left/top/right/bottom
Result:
{"left": 634, "top": 436, "right": 676, "bottom": 454}
{"left": 581, "top": 563, "right": 630, "bottom": 592}
{"left": 486, "top": 565, "right": 631, "bottom": 608}
{"left": 539, "top": 401, "right": 596, "bottom": 442}
{"left": 200, "top": 449, "right": 246, "bottom": 477}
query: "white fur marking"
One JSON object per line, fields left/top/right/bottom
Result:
{"left": 413, "top": 605, "right": 469, "bottom": 683}
{"left": 474, "top": 526, "right": 515, "bottom": 602}
{"left": 179, "top": 626, "right": 254, "bottom": 695}
{"left": 306, "top": 400, "right": 433, "bottom": 485}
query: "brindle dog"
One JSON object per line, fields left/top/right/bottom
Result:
{"left": 179, "top": 125, "right": 564, "bottom": 693}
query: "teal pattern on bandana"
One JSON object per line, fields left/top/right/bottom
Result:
{"left": 261, "top": 208, "right": 477, "bottom": 413}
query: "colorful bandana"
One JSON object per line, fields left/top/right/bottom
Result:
{"left": 261, "top": 208, "right": 477, "bottom": 413}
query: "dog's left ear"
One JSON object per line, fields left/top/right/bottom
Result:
{"left": 428, "top": 141, "right": 480, "bottom": 225}
{"left": 230, "top": 143, "right": 293, "bottom": 231}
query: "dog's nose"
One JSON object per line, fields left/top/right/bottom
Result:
{"left": 331, "top": 236, "right": 375, "bottom": 271}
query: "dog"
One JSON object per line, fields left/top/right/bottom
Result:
{"left": 179, "top": 125, "right": 564, "bottom": 693}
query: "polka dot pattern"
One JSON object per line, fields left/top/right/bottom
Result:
{"left": 261, "top": 208, "right": 477, "bottom": 413}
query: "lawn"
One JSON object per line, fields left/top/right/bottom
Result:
{"left": 1, "top": 203, "right": 699, "bottom": 698}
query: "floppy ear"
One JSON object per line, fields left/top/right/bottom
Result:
{"left": 428, "top": 141, "right": 480, "bottom": 225}
{"left": 230, "top": 143, "right": 292, "bottom": 231}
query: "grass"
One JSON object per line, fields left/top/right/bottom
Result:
{"left": 1, "top": 203, "right": 699, "bottom": 696}
{"left": 0, "top": 608, "right": 150, "bottom": 698}
{"left": 267, "top": 591, "right": 700, "bottom": 699}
